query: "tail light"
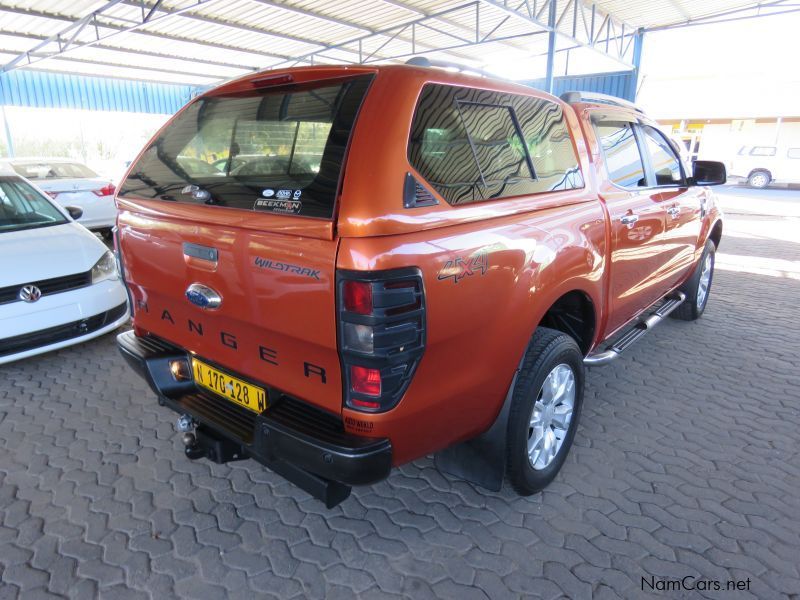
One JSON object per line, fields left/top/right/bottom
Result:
{"left": 337, "top": 268, "right": 426, "bottom": 413}
{"left": 93, "top": 184, "right": 116, "bottom": 197}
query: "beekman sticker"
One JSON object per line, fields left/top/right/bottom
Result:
{"left": 253, "top": 198, "right": 302, "bottom": 214}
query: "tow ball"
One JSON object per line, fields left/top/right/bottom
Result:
{"left": 176, "top": 414, "right": 196, "bottom": 447}
{"left": 176, "top": 414, "right": 247, "bottom": 464}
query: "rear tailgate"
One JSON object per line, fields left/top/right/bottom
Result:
{"left": 116, "top": 69, "right": 377, "bottom": 415}
{"left": 117, "top": 202, "right": 342, "bottom": 413}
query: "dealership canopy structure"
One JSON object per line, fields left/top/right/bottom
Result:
{"left": 0, "top": 0, "right": 796, "bottom": 156}
{"left": 1, "top": 1, "right": 796, "bottom": 86}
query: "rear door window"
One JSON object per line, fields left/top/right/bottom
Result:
{"left": 750, "top": 146, "right": 776, "bottom": 156}
{"left": 408, "top": 84, "right": 583, "bottom": 205}
{"left": 119, "top": 75, "right": 373, "bottom": 219}
{"left": 594, "top": 121, "right": 647, "bottom": 189}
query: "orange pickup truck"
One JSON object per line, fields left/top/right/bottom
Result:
{"left": 116, "top": 63, "right": 725, "bottom": 508}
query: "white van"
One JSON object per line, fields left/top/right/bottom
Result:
{"left": 729, "top": 145, "right": 800, "bottom": 188}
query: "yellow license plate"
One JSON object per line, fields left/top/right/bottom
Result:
{"left": 192, "top": 358, "right": 267, "bottom": 414}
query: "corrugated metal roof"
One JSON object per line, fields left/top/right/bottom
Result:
{"left": 0, "top": 0, "right": 786, "bottom": 87}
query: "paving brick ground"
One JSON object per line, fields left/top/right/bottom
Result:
{"left": 2, "top": 191, "right": 799, "bottom": 599}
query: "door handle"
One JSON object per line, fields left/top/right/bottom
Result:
{"left": 620, "top": 214, "right": 639, "bottom": 226}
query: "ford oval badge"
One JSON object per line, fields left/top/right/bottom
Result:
{"left": 185, "top": 283, "right": 222, "bottom": 310}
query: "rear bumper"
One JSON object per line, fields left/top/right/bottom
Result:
{"left": 117, "top": 330, "right": 392, "bottom": 488}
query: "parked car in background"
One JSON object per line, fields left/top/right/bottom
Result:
{"left": 1, "top": 158, "right": 118, "bottom": 238}
{"left": 728, "top": 144, "right": 800, "bottom": 188}
{"left": 115, "top": 64, "right": 724, "bottom": 508}
{"left": 0, "top": 164, "right": 129, "bottom": 364}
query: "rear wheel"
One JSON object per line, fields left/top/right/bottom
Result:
{"left": 506, "top": 327, "right": 584, "bottom": 495}
{"left": 747, "top": 170, "right": 770, "bottom": 189}
{"left": 671, "top": 239, "right": 716, "bottom": 321}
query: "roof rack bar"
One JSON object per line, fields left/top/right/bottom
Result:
{"left": 559, "top": 91, "right": 643, "bottom": 112}
{"left": 405, "top": 56, "right": 490, "bottom": 78}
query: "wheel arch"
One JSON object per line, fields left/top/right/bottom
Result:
{"left": 748, "top": 168, "right": 772, "bottom": 180}
{"left": 535, "top": 288, "right": 598, "bottom": 356}
{"left": 709, "top": 219, "right": 723, "bottom": 249}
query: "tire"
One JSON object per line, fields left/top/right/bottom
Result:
{"left": 506, "top": 327, "right": 584, "bottom": 496}
{"left": 747, "top": 170, "right": 771, "bottom": 189}
{"left": 671, "top": 239, "right": 716, "bottom": 321}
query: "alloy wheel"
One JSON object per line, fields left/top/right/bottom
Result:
{"left": 527, "top": 363, "right": 576, "bottom": 470}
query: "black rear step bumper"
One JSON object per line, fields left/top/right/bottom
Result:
{"left": 117, "top": 331, "right": 392, "bottom": 506}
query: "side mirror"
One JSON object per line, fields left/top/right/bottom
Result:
{"left": 65, "top": 205, "right": 84, "bottom": 220}
{"left": 691, "top": 160, "right": 726, "bottom": 186}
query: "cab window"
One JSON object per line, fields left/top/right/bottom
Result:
{"left": 594, "top": 121, "right": 646, "bottom": 189}
{"left": 639, "top": 125, "right": 685, "bottom": 186}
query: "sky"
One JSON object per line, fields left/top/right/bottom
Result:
{"left": 635, "top": 11, "right": 800, "bottom": 118}
{"left": 482, "top": 9, "right": 800, "bottom": 119}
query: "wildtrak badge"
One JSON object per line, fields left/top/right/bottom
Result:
{"left": 254, "top": 257, "right": 321, "bottom": 280}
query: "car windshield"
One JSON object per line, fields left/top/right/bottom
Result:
{"left": 0, "top": 176, "right": 68, "bottom": 233}
{"left": 11, "top": 161, "right": 98, "bottom": 180}
{"left": 118, "top": 74, "right": 374, "bottom": 219}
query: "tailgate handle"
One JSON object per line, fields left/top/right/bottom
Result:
{"left": 183, "top": 243, "right": 218, "bottom": 263}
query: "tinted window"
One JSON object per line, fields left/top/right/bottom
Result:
{"left": 750, "top": 146, "right": 776, "bottom": 156}
{"left": 12, "top": 162, "right": 98, "bottom": 180}
{"left": 119, "top": 75, "right": 373, "bottom": 219}
{"left": 0, "top": 177, "right": 67, "bottom": 233}
{"left": 640, "top": 125, "right": 685, "bottom": 186}
{"left": 787, "top": 148, "right": 800, "bottom": 159}
{"left": 458, "top": 103, "right": 533, "bottom": 185}
{"left": 408, "top": 85, "right": 583, "bottom": 205}
{"left": 594, "top": 121, "right": 646, "bottom": 189}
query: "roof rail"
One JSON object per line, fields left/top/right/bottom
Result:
{"left": 559, "top": 91, "right": 643, "bottom": 112}
{"left": 405, "top": 56, "right": 491, "bottom": 78}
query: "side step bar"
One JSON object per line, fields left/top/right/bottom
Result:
{"left": 584, "top": 291, "right": 686, "bottom": 366}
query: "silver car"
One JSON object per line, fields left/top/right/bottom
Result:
{"left": 1, "top": 158, "right": 118, "bottom": 238}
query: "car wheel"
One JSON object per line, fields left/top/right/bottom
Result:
{"left": 747, "top": 170, "right": 770, "bottom": 188}
{"left": 671, "top": 239, "right": 716, "bottom": 321}
{"left": 506, "top": 327, "right": 584, "bottom": 495}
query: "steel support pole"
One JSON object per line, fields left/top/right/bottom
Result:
{"left": 628, "top": 27, "right": 644, "bottom": 101}
{"left": 0, "top": 104, "right": 14, "bottom": 158}
{"left": 544, "top": 0, "right": 557, "bottom": 94}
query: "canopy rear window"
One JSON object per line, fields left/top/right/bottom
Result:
{"left": 118, "top": 74, "right": 374, "bottom": 219}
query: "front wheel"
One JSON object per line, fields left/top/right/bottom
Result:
{"left": 747, "top": 170, "right": 770, "bottom": 189}
{"left": 671, "top": 239, "right": 716, "bottom": 321}
{"left": 506, "top": 327, "right": 584, "bottom": 495}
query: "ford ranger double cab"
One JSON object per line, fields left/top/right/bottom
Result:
{"left": 115, "top": 63, "right": 725, "bottom": 508}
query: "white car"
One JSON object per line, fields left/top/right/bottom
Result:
{"left": 0, "top": 166, "right": 129, "bottom": 364}
{"left": 1, "top": 158, "right": 118, "bottom": 238}
{"left": 729, "top": 145, "right": 800, "bottom": 188}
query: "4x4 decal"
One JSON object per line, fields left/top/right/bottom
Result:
{"left": 438, "top": 251, "right": 488, "bottom": 283}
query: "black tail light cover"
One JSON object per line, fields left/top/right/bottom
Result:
{"left": 337, "top": 267, "right": 426, "bottom": 412}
